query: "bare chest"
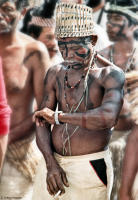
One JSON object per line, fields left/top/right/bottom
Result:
{"left": 56, "top": 72, "right": 103, "bottom": 112}
{"left": 2, "top": 51, "right": 31, "bottom": 93}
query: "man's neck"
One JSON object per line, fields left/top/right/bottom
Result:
{"left": 50, "top": 50, "right": 63, "bottom": 65}
{"left": 0, "top": 30, "right": 19, "bottom": 47}
{"left": 114, "top": 37, "right": 134, "bottom": 55}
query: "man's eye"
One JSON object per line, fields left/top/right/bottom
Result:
{"left": 60, "top": 48, "right": 65, "bottom": 51}
{"left": 3, "top": 7, "right": 14, "bottom": 12}
{"left": 72, "top": 47, "right": 79, "bottom": 50}
{"left": 46, "top": 35, "right": 53, "bottom": 40}
{"left": 59, "top": 45, "right": 65, "bottom": 48}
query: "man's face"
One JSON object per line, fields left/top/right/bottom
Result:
{"left": 58, "top": 37, "right": 93, "bottom": 69}
{"left": 106, "top": 13, "right": 131, "bottom": 41}
{"left": 38, "top": 27, "right": 58, "bottom": 58}
{"left": 0, "top": 1, "right": 19, "bottom": 34}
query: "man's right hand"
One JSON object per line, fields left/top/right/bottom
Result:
{"left": 46, "top": 161, "right": 69, "bottom": 196}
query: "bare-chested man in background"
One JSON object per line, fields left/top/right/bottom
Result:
{"left": 98, "top": 0, "right": 138, "bottom": 199}
{"left": 0, "top": 0, "right": 50, "bottom": 199}
{"left": 33, "top": 2, "right": 125, "bottom": 200}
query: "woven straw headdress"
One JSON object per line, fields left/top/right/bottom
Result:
{"left": 55, "top": 2, "right": 95, "bottom": 38}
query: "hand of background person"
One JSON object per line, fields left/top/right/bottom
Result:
{"left": 46, "top": 159, "right": 69, "bottom": 196}
{"left": 33, "top": 107, "right": 55, "bottom": 126}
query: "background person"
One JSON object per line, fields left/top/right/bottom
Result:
{"left": 0, "top": 0, "right": 50, "bottom": 199}
{"left": 98, "top": 0, "right": 138, "bottom": 199}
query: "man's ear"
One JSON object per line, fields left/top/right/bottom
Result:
{"left": 90, "top": 35, "right": 98, "bottom": 46}
{"left": 21, "top": 8, "right": 27, "bottom": 17}
{"left": 133, "top": 25, "right": 138, "bottom": 32}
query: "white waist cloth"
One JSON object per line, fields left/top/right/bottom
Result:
{"left": 32, "top": 149, "right": 113, "bottom": 200}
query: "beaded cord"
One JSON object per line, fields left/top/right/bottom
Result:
{"left": 62, "top": 49, "right": 96, "bottom": 155}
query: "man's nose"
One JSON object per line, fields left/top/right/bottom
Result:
{"left": 106, "top": 21, "right": 113, "bottom": 29}
{"left": 0, "top": 11, "right": 5, "bottom": 20}
{"left": 67, "top": 50, "right": 74, "bottom": 59}
{"left": 50, "top": 39, "right": 57, "bottom": 47}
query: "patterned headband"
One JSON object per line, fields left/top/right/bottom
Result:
{"left": 105, "top": 4, "right": 138, "bottom": 21}
{"left": 29, "top": 16, "right": 56, "bottom": 28}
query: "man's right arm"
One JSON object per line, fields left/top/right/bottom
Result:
{"left": 35, "top": 67, "right": 69, "bottom": 196}
{"left": 36, "top": 67, "right": 57, "bottom": 163}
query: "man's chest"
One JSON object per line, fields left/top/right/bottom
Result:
{"left": 56, "top": 73, "right": 104, "bottom": 111}
{"left": 2, "top": 51, "right": 32, "bottom": 93}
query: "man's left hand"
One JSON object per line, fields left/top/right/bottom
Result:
{"left": 33, "top": 107, "right": 55, "bottom": 125}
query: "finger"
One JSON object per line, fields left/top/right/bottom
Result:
{"left": 55, "top": 176, "right": 65, "bottom": 195}
{"left": 53, "top": 190, "right": 61, "bottom": 198}
{"left": 47, "top": 183, "right": 53, "bottom": 196}
{"left": 47, "top": 176, "right": 59, "bottom": 195}
{"left": 36, "top": 118, "right": 40, "bottom": 127}
{"left": 33, "top": 113, "right": 40, "bottom": 122}
{"left": 50, "top": 176, "right": 59, "bottom": 195}
{"left": 32, "top": 114, "right": 36, "bottom": 122}
{"left": 42, "top": 119, "right": 46, "bottom": 124}
{"left": 40, "top": 121, "right": 44, "bottom": 127}
{"left": 47, "top": 181, "right": 55, "bottom": 196}
{"left": 61, "top": 171, "right": 69, "bottom": 187}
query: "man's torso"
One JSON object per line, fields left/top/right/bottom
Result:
{"left": 0, "top": 32, "right": 41, "bottom": 130}
{"left": 50, "top": 63, "right": 113, "bottom": 156}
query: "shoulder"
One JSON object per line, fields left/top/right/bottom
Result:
{"left": 100, "top": 65, "right": 125, "bottom": 88}
{"left": 98, "top": 45, "right": 112, "bottom": 58}
{"left": 18, "top": 31, "right": 49, "bottom": 58}
{"left": 44, "top": 63, "right": 64, "bottom": 85}
{"left": 96, "top": 46, "right": 112, "bottom": 68}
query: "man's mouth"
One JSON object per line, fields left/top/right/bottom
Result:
{"left": 64, "top": 60, "right": 83, "bottom": 69}
{"left": 48, "top": 47, "right": 58, "bottom": 53}
{"left": 107, "top": 31, "right": 116, "bottom": 38}
{"left": 0, "top": 20, "right": 7, "bottom": 26}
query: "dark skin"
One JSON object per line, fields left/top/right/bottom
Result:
{"left": 34, "top": 36, "right": 125, "bottom": 196}
{"left": 120, "top": 125, "right": 138, "bottom": 200}
{"left": 98, "top": 12, "right": 138, "bottom": 199}
{"left": 99, "top": 13, "right": 138, "bottom": 131}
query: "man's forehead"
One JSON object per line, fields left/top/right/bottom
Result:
{"left": 58, "top": 37, "right": 84, "bottom": 43}
{"left": 0, "top": 0, "right": 16, "bottom": 7}
{"left": 107, "top": 12, "right": 127, "bottom": 19}
{"left": 58, "top": 38, "right": 85, "bottom": 46}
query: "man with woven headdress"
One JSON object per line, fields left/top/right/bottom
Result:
{"left": 33, "top": 2, "right": 125, "bottom": 200}
{"left": 0, "top": 0, "right": 50, "bottom": 199}
{"left": 97, "top": 0, "right": 138, "bottom": 199}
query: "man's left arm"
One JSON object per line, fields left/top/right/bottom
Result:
{"left": 9, "top": 43, "right": 50, "bottom": 144}
{"left": 59, "top": 67, "right": 125, "bottom": 130}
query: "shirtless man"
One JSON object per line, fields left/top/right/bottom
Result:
{"left": 120, "top": 124, "right": 138, "bottom": 200}
{"left": 33, "top": 2, "right": 125, "bottom": 200}
{"left": 0, "top": 0, "right": 50, "bottom": 198}
{"left": 98, "top": 1, "right": 138, "bottom": 199}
